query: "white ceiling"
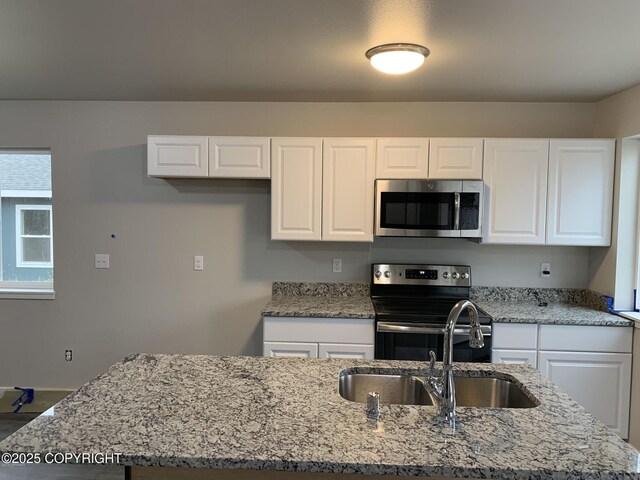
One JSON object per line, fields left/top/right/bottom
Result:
{"left": 2, "top": 0, "right": 640, "bottom": 102}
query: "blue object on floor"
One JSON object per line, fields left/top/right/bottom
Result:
{"left": 11, "top": 387, "right": 34, "bottom": 413}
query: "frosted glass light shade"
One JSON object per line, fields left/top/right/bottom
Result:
{"left": 365, "top": 43, "right": 430, "bottom": 75}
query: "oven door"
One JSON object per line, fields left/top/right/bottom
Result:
{"left": 375, "top": 180, "right": 482, "bottom": 238}
{"left": 375, "top": 322, "right": 492, "bottom": 362}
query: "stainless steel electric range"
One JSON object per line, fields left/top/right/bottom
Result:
{"left": 371, "top": 263, "right": 492, "bottom": 362}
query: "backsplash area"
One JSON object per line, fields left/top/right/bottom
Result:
{"left": 470, "top": 287, "right": 611, "bottom": 312}
{"left": 272, "top": 282, "right": 368, "bottom": 297}
{"left": 270, "top": 282, "right": 612, "bottom": 312}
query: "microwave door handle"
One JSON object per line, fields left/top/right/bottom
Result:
{"left": 453, "top": 192, "right": 460, "bottom": 230}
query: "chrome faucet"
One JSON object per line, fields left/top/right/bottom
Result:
{"left": 425, "top": 300, "right": 485, "bottom": 425}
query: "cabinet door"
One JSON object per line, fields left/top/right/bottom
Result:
{"left": 546, "top": 139, "right": 615, "bottom": 246}
{"left": 323, "top": 138, "right": 376, "bottom": 242}
{"left": 483, "top": 139, "right": 549, "bottom": 244}
{"left": 318, "top": 343, "right": 374, "bottom": 360}
{"left": 429, "top": 138, "right": 483, "bottom": 179}
{"left": 263, "top": 342, "right": 318, "bottom": 358}
{"left": 209, "top": 137, "right": 270, "bottom": 178}
{"left": 539, "top": 351, "right": 631, "bottom": 438}
{"left": 147, "top": 136, "right": 208, "bottom": 177}
{"left": 271, "top": 138, "right": 323, "bottom": 240}
{"left": 491, "top": 349, "right": 537, "bottom": 368}
{"left": 376, "top": 138, "right": 429, "bottom": 179}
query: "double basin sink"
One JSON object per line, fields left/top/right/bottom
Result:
{"left": 339, "top": 372, "right": 539, "bottom": 408}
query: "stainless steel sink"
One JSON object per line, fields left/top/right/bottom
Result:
{"left": 339, "top": 373, "right": 433, "bottom": 405}
{"left": 339, "top": 372, "right": 539, "bottom": 408}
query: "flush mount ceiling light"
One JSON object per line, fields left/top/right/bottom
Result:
{"left": 365, "top": 43, "right": 430, "bottom": 75}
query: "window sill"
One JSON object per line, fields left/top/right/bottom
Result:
{"left": 616, "top": 311, "right": 640, "bottom": 330}
{"left": 0, "top": 288, "right": 55, "bottom": 300}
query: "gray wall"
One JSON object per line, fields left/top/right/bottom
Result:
{"left": 0, "top": 100, "right": 596, "bottom": 388}
{"left": 591, "top": 83, "right": 640, "bottom": 449}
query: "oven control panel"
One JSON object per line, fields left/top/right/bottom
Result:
{"left": 372, "top": 264, "right": 471, "bottom": 286}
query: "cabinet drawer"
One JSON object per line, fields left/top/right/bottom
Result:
{"left": 492, "top": 323, "right": 538, "bottom": 349}
{"left": 491, "top": 348, "right": 537, "bottom": 368}
{"left": 263, "top": 342, "right": 318, "bottom": 358}
{"left": 263, "top": 317, "right": 374, "bottom": 344}
{"left": 539, "top": 325, "right": 633, "bottom": 353}
{"left": 318, "top": 343, "right": 374, "bottom": 360}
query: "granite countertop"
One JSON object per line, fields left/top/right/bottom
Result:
{"left": 262, "top": 281, "right": 375, "bottom": 319}
{"left": 261, "top": 281, "right": 632, "bottom": 326}
{"left": 1, "top": 354, "right": 638, "bottom": 480}
{"left": 476, "top": 301, "right": 634, "bottom": 327}
{"left": 262, "top": 295, "right": 375, "bottom": 319}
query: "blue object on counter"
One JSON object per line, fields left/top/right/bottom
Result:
{"left": 11, "top": 387, "right": 34, "bottom": 413}
{"left": 605, "top": 296, "right": 615, "bottom": 312}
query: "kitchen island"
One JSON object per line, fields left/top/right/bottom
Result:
{"left": 0, "top": 354, "right": 638, "bottom": 480}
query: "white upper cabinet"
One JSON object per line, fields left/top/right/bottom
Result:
{"left": 376, "top": 138, "right": 429, "bottom": 178}
{"left": 147, "top": 135, "right": 208, "bottom": 177}
{"left": 546, "top": 139, "right": 615, "bottom": 246}
{"left": 208, "top": 137, "right": 270, "bottom": 178}
{"left": 429, "top": 138, "right": 484, "bottom": 179}
{"left": 322, "top": 138, "right": 376, "bottom": 242}
{"left": 271, "top": 138, "right": 323, "bottom": 241}
{"left": 483, "top": 139, "right": 550, "bottom": 244}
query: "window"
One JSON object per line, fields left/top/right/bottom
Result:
{"left": 0, "top": 150, "right": 53, "bottom": 297}
{"left": 16, "top": 205, "right": 53, "bottom": 268}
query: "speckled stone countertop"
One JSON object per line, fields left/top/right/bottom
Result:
{"left": 262, "top": 282, "right": 375, "bottom": 319}
{"left": 262, "top": 295, "right": 375, "bottom": 319}
{"left": 476, "top": 301, "right": 634, "bottom": 327}
{"left": 263, "top": 283, "right": 630, "bottom": 326}
{"left": 1, "top": 354, "right": 638, "bottom": 479}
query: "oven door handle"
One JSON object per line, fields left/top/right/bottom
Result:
{"left": 377, "top": 322, "right": 492, "bottom": 336}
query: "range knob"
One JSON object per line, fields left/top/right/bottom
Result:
{"left": 384, "top": 271, "right": 391, "bottom": 278}
{"left": 461, "top": 272, "right": 470, "bottom": 280}
{"left": 442, "top": 272, "right": 450, "bottom": 279}
{"left": 374, "top": 271, "right": 382, "bottom": 279}
{"left": 452, "top": 272, "right": 460, "bottom": 280}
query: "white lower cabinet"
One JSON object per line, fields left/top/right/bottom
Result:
{"left": 491, "top": 348, "right": 537, "bottom": 367}
{"left": 263, "top": 316, "right": 374, "bottom": 359}
{"left": 491, "top": 322, "right": 633, "bottom": 439}
{"left": 538, "top": 351, "right": 631, "bottom": 437}
{"left": 263, "top": 342, "right": 318, "bottom": 358}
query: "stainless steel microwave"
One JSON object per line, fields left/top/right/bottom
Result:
{"left": 375, "top": 180, "right": 483, "bottom": 238}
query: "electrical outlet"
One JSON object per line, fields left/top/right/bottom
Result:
{"left": 194, "top": 255, "right": 204, "bottom": 271}
{"left": 65, "top": 350, "right": 72, "bottom": 362}
{"left": 95, "top": 254, "right": 110, "bottom": 269}
{"left": 332, "top": 258, "right": 342, "bottom": 273}
{"left": 540, "top": 262, "right": 551, "bottom": 278}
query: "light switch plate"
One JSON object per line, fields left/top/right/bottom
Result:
{"left": 95, "top": 254, "right": 110, "bottom": 269}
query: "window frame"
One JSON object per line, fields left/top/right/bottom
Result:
{"left": 15, "top": 204, "right": 54, "bottom": 269}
